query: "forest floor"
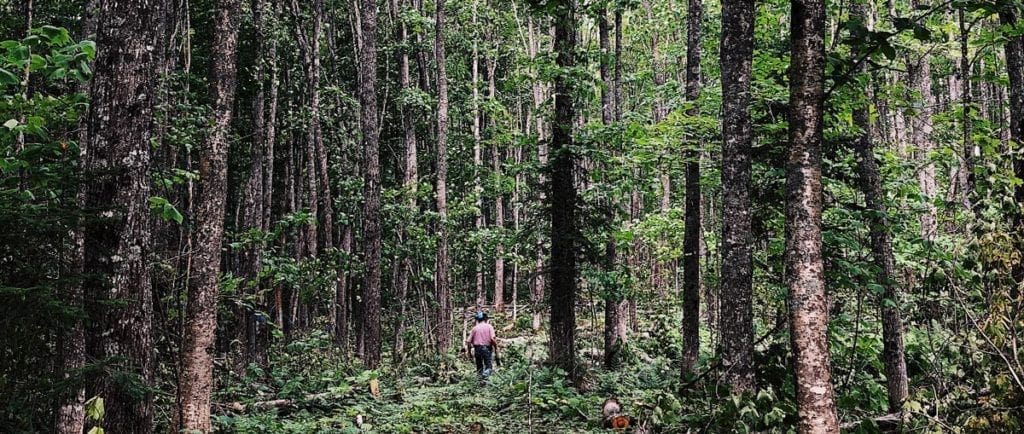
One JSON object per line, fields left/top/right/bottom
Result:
{"left": 211, "top": 306, "right": 702, "bottom": 433}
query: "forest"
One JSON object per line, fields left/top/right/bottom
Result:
{"left": 1, "top": 0, "right": 1023, "bottom": 431}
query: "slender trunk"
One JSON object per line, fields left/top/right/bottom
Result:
{"left": 958, "top": 9, "right": 974, "bottom": 210}
{"left": 787, "top": 0, "right": 840, "bottom": 428}
{"left": 1002, "top": 10, "right": 1024, "bottom": 297}
{"left": 82, "top": 0, "right": 165, "bottom": 429}
{"left": 681, "top": 0, "right": 703, "bottom": 377}
{"left": 719, "top": 0, "right": 756, "bottom": 393}
{"left": 177, "top": 0, "right": 241, "bottom": 429}
{"left": 528, "top": 17, "right": 546, "bottom": 332}
{"left": 597, "top": 6, "right": 625, "bottom": 369}
{"left": 907, "top": 13, "right": 937, "bottom": 240}
{"left": 472, "top": 27, "right": 485, "bottom": 307}
{"left": 358, "top": 0, "right": 383, "bottom": 368}
{"left": 434, "top": 0, "right": 453, "bottom": 353}
{"left": 391, "top": 0, "right": 418, "bottom": 359}
{"left": 849, "top": 3, "right": 909, "bottom": 412}
{"left": 56, "top": 2, "right": 98, "bottom": 431}
{"left": 549, "top": 0, "right": 578, "bottom": 380}
{"left": 489, "top": 57, "right": 506, "bottom": 313}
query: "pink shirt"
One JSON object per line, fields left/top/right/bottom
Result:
{"left": 468, "top": 322, "right": 496, "bottom": 346}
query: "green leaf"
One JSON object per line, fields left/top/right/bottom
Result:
{"left": 87, "top": 427, "right": 104, "bottom": 434}
{"left": 0, "top": 68, "right": 19, "bottom": 85}
{"left": 85, "top": 396, "right": 104, "bottom": 421}
{"left": 3, "top": 119, "right": 18, "bottom": 130}
{"left": 879, "top": 42, "right": 896, "bottom": 60}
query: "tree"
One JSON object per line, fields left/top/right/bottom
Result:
{"left": 599, "top": 4, "right": 624, "bottom": 370}
{"left": 681, "top": 0, "right": 703, "bottom": 376}
{"left": 359, "top": 0, "right": 383, "bottom": 368}
{"left": 81, "top": 0, "right": 165, "bottom": 429}
{"left": 786, "top": 0, "right": 839, "bottom": 428}
{"left": 549, "top": 0, "right": 578, "bottom": 379}
{"left": 391, "top": 0, "right": 419, "bottom": 360}
{"left": 434, "top": 0, "right": 454, "bottom": 353}
{"left": 850, "top": 1, "right": 908, "bottom": 413}
{"left": 1002, "top": 7, "right": 1024, "bottom": 297}
{"left": 176, "top": 0, "right": 241, "bottom": 429}
{"left": 719, "top": 0, "right": 755, "bottom": 393}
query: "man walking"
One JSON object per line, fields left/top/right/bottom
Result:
{"left": 466, "top": 311, "right": 498, "bottom": 377}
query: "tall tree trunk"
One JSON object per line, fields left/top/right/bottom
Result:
{"left": 850, "top": 3, "right": 909, "bottom": 413}
{"left": 549, "top": 0, "right": 578, "bottom": 379}
{"left": 719, "top": 0, "right": 756, "bottom": 393}
{"left": 787, "top": 0, "right": 840, "bottom": 428}
{"left": 958, "top": 9, "right": 975, "bottom": 211}
{"left": 177, "top": 0, "right": 241, "bottom": 429}
{"left": 472, "top": 26, "right": 485, "bottom": 307}
{"left": 239, "top": 0, "right": 273, "bottom": 368}
{"left": 1002, "top": 9, "right": 1024, "bottom": 298}
{"left": 489, "top": 57, "right": 506, "bottom": 313}
{"left": 528, "top": 17, "right": 546, "bottom": 332}
{"left": 82, "top": 0, "right": 165, "bottom": 430}
{"left": 434, "top": 0, "right": 453, "bottom": 353}
{"left": 358, "top": 0, "right": 383, "bottom": 368}
{"left": 907, "top": 13, "right": 937, "bottom": 241}
{"left": 56, "top": 2, "right": 99, "bottom": 431}
{"left": 681, "top": 0, "right": 703, "bottom": 377}
{"left": 599, "top": 6, "right": 624, "bottom": 370}
{"left": 391, "top": 0, "right": 418, "bottom": 359}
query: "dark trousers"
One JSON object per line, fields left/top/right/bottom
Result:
{"left": 473, "top": 345, "right": 493, "bottom": 373}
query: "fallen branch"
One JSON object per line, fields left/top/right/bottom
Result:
{"left": 215, "top": 392, "right": 334, "bottom": 413}
{"left": 839, "top": 413, "right": 901, "bottom": 430}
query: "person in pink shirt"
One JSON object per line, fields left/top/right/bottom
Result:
{"left": 466, "top": 311, "right": 498, "bottom": 377}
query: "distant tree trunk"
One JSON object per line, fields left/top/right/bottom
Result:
{"left": 1002, "top": 9, "right": 1024, "bottom": 297}
{"left": 177, "top": 0, "right": 241, "bottom": 429}
{"left": 358, "top": 0, "right": 383, "bottom": 368}
{"left": 528, "top": 17, "right": 546, "bottom": 332}
{"left": 549, "top": 0, "right": 578, "bottom": 379}
{"left": 958, "top": 9, "right": 974, "bottom": 210}
{"left": 239, "top": 0, "right": 273, "bottom": 367}
{"left": 434, "top": 0, "right": 453, "bottom": 353}
{"left": 489, "top": 57, "right": 506, "bottom": 313}
{"left": 850, "top": 3, "right": 909, "bottom": 413}
{"left": 681, "top": 0, "right": 703, "bottom": 377}
{"left": 787, "top": 0, "right": 840, "bottom": 428}
{"left": 907, "top": 14, "right": 937, "bottom": 241}
{"left": 56, "top": 2, "right": 98, "bottom": 431}
{"left": 472, "top": 29, "right": 485, "bottom": 307}
{"left": 82, "top": 0, "right": 165, "bottom": 430}
{"left": 391, "top": 0, "right": 418, "bottom": 359}
{"left": 598, "top": 6, "right": 623, "bottom": 370}
{"left": 719, "top": 0, "right": 756, "bottom": 393}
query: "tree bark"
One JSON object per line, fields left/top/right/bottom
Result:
{"left": 434, "top": 0, "right": 453, "bottom": 353}
{"left": 390, "top": 0, "right": 419, "bottom": 360}
{"left": 472, "top": 25, "right": 485, "bottom": 307}
{"left": 1001, "top": 10, "right": 1024, "bottom": 298}
{"left": 358, "top": 0, "right": 383, "bottom": 368}
{"left": 849, "top": 2, "right": 909, "bottom": 413}
{"left": 599, "top": 6, "right": 624, "bottom": 370}
{"left": 787, "top": 0, "right": 840, "bottom": 428}
{"left": 528, "top": 17, "right": 546, "bottom": 332}
{"left": 177, "top": 0, "right": 241, "bottom": 429}
{"left": 490, "top": 57, "right": 506, "bottom": 313}
{"left": 56, "top": 2, "right": 99, "bottom": 431}
{"left": 82, "top": 0, "right": 165, "bottom": 430}
{"left": 907, "top": 13, "right": 937, "bottom": 241}
{"left": 681, "top": 0, "right": 703, "bottom": 377}
{"left": 549, "top": 0, "right": 578, "bottom": 379}
{"left": 719, "top": 0, "right": 756, "bottom": 393}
